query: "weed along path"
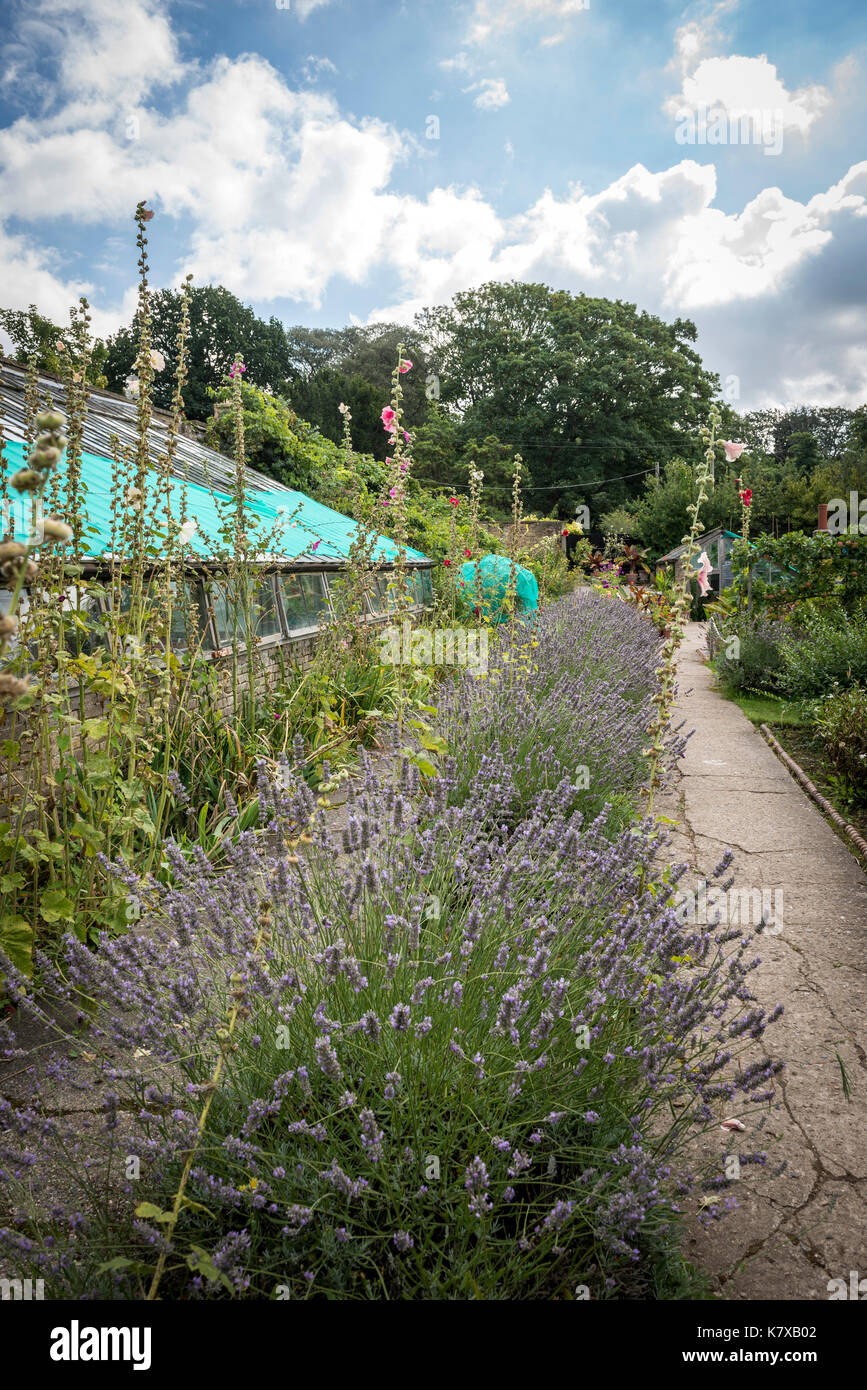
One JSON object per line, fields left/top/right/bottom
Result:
{"left": 658, "top": 622, "right": 867, "bottom": 1301}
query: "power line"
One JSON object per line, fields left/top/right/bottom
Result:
{"left": 412, "top": 465, "right": 657, "bottom": 494}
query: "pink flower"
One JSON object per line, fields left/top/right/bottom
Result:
{"left": 444, "top": 558, "right": 451, "bottom": 567}
{"left": 464, "top": 549, "right": 471, "bottom": 558}
{"left": 720, "top": 1118, "right": 746, "bottom": 1133}
{"left": 310, "top": 539, "right": 321, "bottom": 552}
{"left": 399, "top": 359, "right": 413, "bottom": 374}
{"left": 230, "top": 362, "right": 246, "bottom": 379}
{"left": 381, "top": 408, "right": 396, "bottom": 430}
{"left": 449, "top": 496, "right": 459, "bottom": 507}
{"left": 696, "top": 549, "right": 713, "bottom": 597}
{"left": 399, "top": 462, "right": 408, "bottom": 472}
{"left": 389, "top": 487, "right": 397, "bottom": 498}
{"left": 141, "top": 205, "right": 155, "bottom": 221}
{"left": 403, "top": 430, "right": 410, "bottom": 443}
{"left": 722, "top": 441, "right": 744, "bottom": 462}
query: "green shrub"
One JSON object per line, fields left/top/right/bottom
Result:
{"left": 809, "top": 684, "right": 867, "bottom": 798}
{"left": 779, "top": 608, "right": 867, "bottom": 699}
{"left": 712, "top": 618, "right": 787, "bottom": 694}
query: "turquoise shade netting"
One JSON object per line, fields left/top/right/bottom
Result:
{"left": 457, "top": 553, "right": 539, "bottom": 625}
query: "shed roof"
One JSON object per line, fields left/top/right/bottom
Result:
{"left": 658, "top": 528, "right": 739, "bottom": 564}
{"left": 0, "top": 363, "right": 430, "bottom": 566}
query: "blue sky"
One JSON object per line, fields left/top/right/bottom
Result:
{"left": 0, "top": 0, "right": 865, "bottom": 409}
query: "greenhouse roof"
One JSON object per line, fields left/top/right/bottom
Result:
{"left": 1, "top": 436, "right": 429, "bottom": 566}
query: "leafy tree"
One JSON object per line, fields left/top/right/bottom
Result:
{"left": 631, "top": 460, "right": 740, "bottom": 559}
{"left": 0, "top": 303, "right": 108, "bottom": 386}
{"left": 104, "top": 286, "right": 295, "bottom": 420}
{"left": 738, "top": 406, "right": 853, "bottom": 462}
{"left": 411, "top": 406, "right": 515, "bottom": 509}
{"left": 284, "top": 325, "right": 353, "bottom": 378}
{"left": 204, "top": 380, "right": 390, "bottom": 502}
{"left": 416, "top": 281, "right": 719, "bottom": 516}
{"left": 288, "top": 368, "right": 386, "bottom": 457}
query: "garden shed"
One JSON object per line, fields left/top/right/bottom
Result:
{"left": 658, "top": 526, "right": 790, "bottom": 599}
{"left": 658, "top": 527, "right": 737, "bottom": 595}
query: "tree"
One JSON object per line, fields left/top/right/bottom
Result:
{"left": 415, "top": 281, "right": 719, "bottom": 516}
{"left": 738, "top": 406, "right": 853, "bottom": 462}
{"left": 288, "top": 368, "right": 386, "bottom": 457}
{"left": 0, "top": 303, "right": 108, "bottom": 386}
{"left": 411, "top": 406, "right": 516, "bottom": 511}
{"left": 632, "top": 460, "right": 740, "bottom": 559}
{"left": 104, "top": 286, "right": 296, "bottom": 420}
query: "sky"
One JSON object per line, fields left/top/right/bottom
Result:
{"left": 0, "top": 0, "right": 865, "bottom": 411}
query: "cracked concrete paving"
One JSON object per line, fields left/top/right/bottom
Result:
{"left": 656, "top": 624, "right": 867, "bottom": 1302}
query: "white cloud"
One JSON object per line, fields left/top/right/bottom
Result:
{"left": 440, "top": 52, "right": 473, "bottom": 73}
{"left": 0, "top": 0, "right": 184, "bottom": 108}
{"left": 665, "top": 3, "right": 831, "bottom": 137}
{"left": 466, "top": 0, "right": 589, "bottom": 44}
{"left": 0, "top": 0, "right": 865, "bottom": 410}
{"left": 468, "top": 79, "right": 511, "bottom": 110}
{"left": 666, "top": 54, "right": 830, "bottom": 135}
{"left": 293, "top": 0, "right": 337, "bottom": 18}
{"left": 540, "top": 34, "right": 566, "bottom": 48}
{"left": 303, "top": 54, "right": 338, "bottom": 79}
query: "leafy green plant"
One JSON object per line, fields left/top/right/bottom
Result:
{"left": 808, "top": 684, "right": 867, "bottom": 799}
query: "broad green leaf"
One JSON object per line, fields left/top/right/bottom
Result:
{"left": 39, "top": 890, "right": 75, "bottom": 924}
{"left": 0, "top": 914, "right": 34, "bottom": 977}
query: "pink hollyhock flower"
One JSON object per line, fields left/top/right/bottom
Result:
{"left": 399, "top": 359, "right": 413, "bottom": 373}
{"left": 722, "top": 441, "right": 744, "bottom": 462}
{"left": 141, "top": 205, "right": 155, "bottom": 221}
{"left": 310, "top": 539, "right": 321, "bottom": 552}
{"left": 389, "top": 487, "right": 397, "bottom": 498}
{"left": 696, "top": 549, "right": 713, "bottom": 596}
{"left": 381, "top": 408, "right": 396, "bottom": 430}
{"left": 403, "top": 430, "right": 410, "bottom": 443}
{"left": 230, "top": 362, "right": 246, "bottom": 379}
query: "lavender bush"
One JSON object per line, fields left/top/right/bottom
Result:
{"left": 0, "top": 596, "right": 781, "bottom": 1300}
{"left": 438, "top": 593, "right": 672, "bottom": 829}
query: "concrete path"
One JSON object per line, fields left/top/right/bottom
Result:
{"left": 657, "top": 624, "right": 867, "bottom": 1301}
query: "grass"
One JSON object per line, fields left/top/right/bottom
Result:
{"left": 716, "top": 688, "right": 808, "bottom": 728}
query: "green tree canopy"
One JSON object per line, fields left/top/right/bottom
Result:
{"left": 0, "top": 303, "right": 108, "bottom": 386}
{"left": 104, "top": 286, "right": 295, "bottom": 421}
{"left": 415, "top": 281, "right": 720, "bottom": 516}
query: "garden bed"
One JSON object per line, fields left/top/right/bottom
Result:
{"left": 0, "top": 594, "right": 781, "bottom": 1301}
